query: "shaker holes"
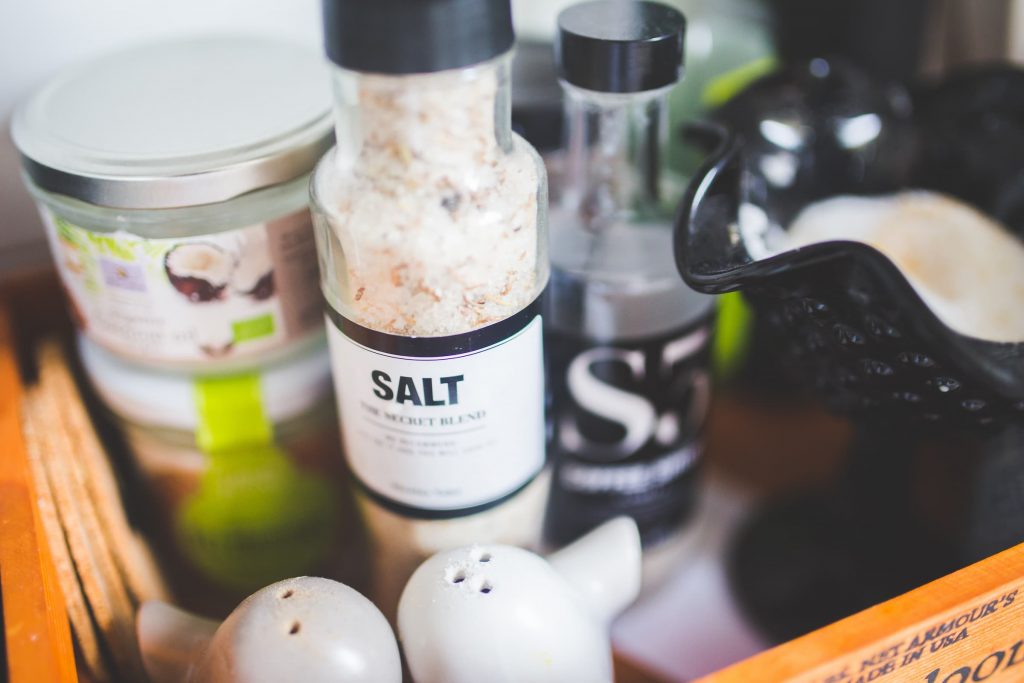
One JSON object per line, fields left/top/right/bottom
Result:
{"left": 469, "top": 575, "right": 494, "bottom": 595}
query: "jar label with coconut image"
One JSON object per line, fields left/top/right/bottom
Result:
{"left": 41, "top": 209, "right": 323, "bottom": 367}
{"left": 326, "top": 302, "right": 546, "bottom": 515}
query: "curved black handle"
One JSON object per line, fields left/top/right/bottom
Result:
{"left": 673, "top": 122, "right": 747, "bottom": 294}
{"left": 671, "top": 122, "right": 1024, "bottom": 406}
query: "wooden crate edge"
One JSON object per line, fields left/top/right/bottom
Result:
{"left": 699, "top": 542, "right": 1024, "bottom": 682}
{"left": 0, "top": 301, "right": 79, "bottom": 682}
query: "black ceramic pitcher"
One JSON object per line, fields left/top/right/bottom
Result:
{"left": 675, "top": 59, "right": 1024, "bottom": 642}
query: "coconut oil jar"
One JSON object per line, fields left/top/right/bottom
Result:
{"left": 78, "top": 336, "right": 361, "bottom": 614}
{"left": 12, "top": 37, "right": 333, "bottom": 371}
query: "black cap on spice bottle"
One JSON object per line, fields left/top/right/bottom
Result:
{"left": 323, "top": 0, "right": 515, "bottom": 74}
{"left": 556, "top": 0, "right": 686, "bottom": 93}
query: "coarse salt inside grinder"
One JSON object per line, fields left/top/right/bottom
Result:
{"left": 312, "top": 0, "right": 550, "bottom": 616}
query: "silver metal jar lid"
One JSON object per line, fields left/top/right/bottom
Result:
{"left": 12, "top": 36, "right": 333, "bottom": 210}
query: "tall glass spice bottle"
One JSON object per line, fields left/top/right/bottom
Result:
{"left": 545, "top": 0, "right": 715, "bottom": 586}
{"left": 311, "top": 0, "right": 550, "bottom": 614}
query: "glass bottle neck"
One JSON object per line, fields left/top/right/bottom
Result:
{"left": 560, "top": 84, "right": 672, "bottom": 222}
{"left": 329, "top": 57, "right": 514, "bottom": 174}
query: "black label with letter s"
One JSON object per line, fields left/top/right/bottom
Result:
{"left": 545, "top": 320, "right": 712, "bottom": 547}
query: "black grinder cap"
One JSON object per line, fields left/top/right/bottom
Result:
{"left": 322, "top": 0, "right": 515, "bottom": 74}
{"left": 556, "top": 0, "right": 686, "bottom": 93}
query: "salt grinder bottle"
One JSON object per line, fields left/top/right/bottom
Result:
{"left": 545, "top": 0, "right": 715, "bottom": 584}
{"left": 311, "top": 0, "right": 549, "bottom": 613}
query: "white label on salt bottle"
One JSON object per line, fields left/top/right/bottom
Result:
{"left": 325, "top": 307, "right": 546, "bottom": 514}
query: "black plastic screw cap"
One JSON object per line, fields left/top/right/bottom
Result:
{"left": 556, "top": 0, "right": 686, "bottom": 93}
{"left": 323, "top": 0, "right": 514, "bottom": 75}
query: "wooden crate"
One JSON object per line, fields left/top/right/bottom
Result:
{"left": 3, "top": 269, "right": 1023, "bottom": 683}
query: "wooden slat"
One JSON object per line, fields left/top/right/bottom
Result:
{"left": 701, "top": 542, "right": 1024, "bottom": 683}
{"left": 22, "top": 393, "right": 112, "bottom": 681}
{"left": 24, "top": 343, "right": 153, "bottom": 682}
{"left": 0, "top": 303, "right": 78, "bottom": 682}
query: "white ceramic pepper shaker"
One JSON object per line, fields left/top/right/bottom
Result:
{"left": 136, "top": 577, "right": 401, "bottom": 683}
{"left": 397, "top": 517, "right": 643, "bottom": 683}
{"left": 311, "top": 0, "right": 550, "bottom": 617}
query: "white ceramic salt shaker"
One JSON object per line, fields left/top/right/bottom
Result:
{"left": 397, "top": 516, "right": 643, "bottom": 683}
{"left": 136, "top": 576, "right": 402, "bottom": 683}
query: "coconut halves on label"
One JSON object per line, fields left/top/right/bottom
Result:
{"left": 164, "top": 243, "right": 235, "bottom": 303}
{"left": 164, "top": 239, "right": 276, "bottom": 304}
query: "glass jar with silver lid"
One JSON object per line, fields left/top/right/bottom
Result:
{"left": 12, "top": 37, "right": 333, "bottom": 371}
